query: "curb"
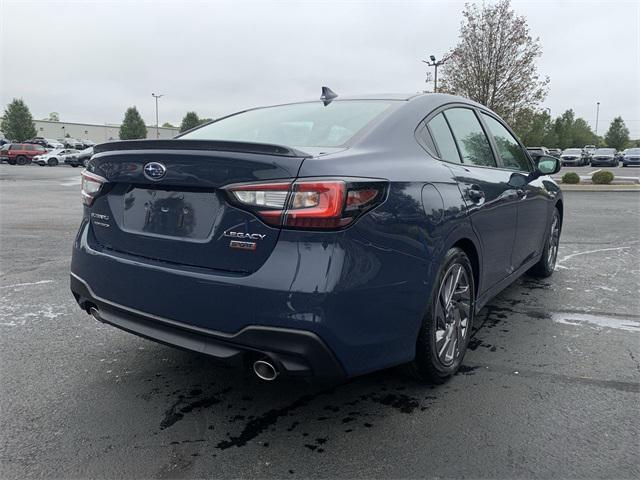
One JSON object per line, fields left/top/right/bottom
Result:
{"left": 559, "top": 184, "right": 640, "bottom": 191}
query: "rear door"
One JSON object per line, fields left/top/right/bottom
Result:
{"left": 428, "top": 107, "right": 519, "bottom": 292}
{"left": 87, "top": 140, "right": 307, "bottom": 274}
{"left": 480, "top": 112, "right": 550, "bottom": 270}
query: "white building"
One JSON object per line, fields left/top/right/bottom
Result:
{"left": 3, "top": 119, "right": 179, "bottom": 144}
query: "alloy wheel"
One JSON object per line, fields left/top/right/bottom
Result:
{"left": 547, "top": 216, "right": 560, "bottom": 269}
{"left": 434, "top": 263, "right": 471, "bottom": 367}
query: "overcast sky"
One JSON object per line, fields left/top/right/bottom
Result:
{"left": 1, "top": 0, "right": 639, "bottom": 137}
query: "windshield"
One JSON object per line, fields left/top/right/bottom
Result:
{"left": 180, "top": 101, "right": 395, "bottom": 148}
{"left": 626, "top": 148, "right": 640, "bottom": 155}
{"left": 595, "top": 148, "right": 615, "bottom": 155}
{"left": 563, "top": 149, "right": 581, "bottom": 154}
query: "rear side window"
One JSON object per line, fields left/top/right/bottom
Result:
{"left": 180, "top": 100, "right": 394, "bottom": 148}
{"left": 481, "top": 114, "right": 531, "bottom": 172}
{"left": 427, "top": 113, "right": 461, "bottom": 163}
{"left": 444, "top": 108, "right": 496, "bottom": 167}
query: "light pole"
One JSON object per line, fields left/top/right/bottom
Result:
{"left": 422, "top": 54, "right": 449, "bottom": 93}
{"left": 152, "top": 93, "right": 164, "bottom": 139}
{"left": 595, "top": 102, "right": 600, "bottom": 136}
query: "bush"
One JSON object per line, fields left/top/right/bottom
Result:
{"left": 592, "top": 170, "right": 614, "bottom": 185}
{"left": 562, "top": 172, "right": 580, "bottom": 184}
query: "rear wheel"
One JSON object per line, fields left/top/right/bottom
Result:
{"left": 47, "top": 157, "right": 59, "bottom": 167}
{"left": 528, "top": 207, "right": 561, "bottom": 278}
{"left": 407, "top": 247, "right": 475, "bottom": 383}
{"left": 16, "top": 155, "right": 28, "bottom": 166}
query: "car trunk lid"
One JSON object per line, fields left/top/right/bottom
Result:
{"left": 86, "top": 139, "right": 308, "bottom": 273}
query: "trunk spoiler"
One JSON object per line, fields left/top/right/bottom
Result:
{"left": 93, "top": 139, "right": 311, "bottom": 158}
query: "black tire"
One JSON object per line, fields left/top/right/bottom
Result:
{"left": 528, "top": 207, "right": 561, "bottom": 278}
{"left": 71, "top": 164, "right": 79, "bottom": 168}
{"left": 8, "top": 159, "right": 16, "bottom": 165}
{"left": 47, "top": 157, "right": 59, "bottom": 167}
{"left": 406, "top": 247, "right": 475, "bottom": 383}
{"left": 16, "top": 155, "right": 28, "bottom": 166}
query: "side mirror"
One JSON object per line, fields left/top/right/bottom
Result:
{"left": 536, "top": 155, "right": 560, "bottom": 175}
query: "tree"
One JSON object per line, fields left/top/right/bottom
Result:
{"left": 0, "top": 98, "right": 37, "bottom": 141}
{"left": 439, "top": 0, "right": 549, "bottom": 122}
{"left": 119, "top": 106, "right": 147, "bottom": 140}
{"left": 161, "top": 122, "right": 175, "bottom": 128}
{"left": 512, "top": 108, "right": 555, "bottom": 146}
{"left": 199, "top": 117, "right": 213, "bottom": 125}
{"left": 604, "top": 117, "right": 630, "bottom": 150}
{"left": 180, "top": 111, "right": 201, "bottom": 132}
{"left": 44, "top": 112, "right": 60, "bottom": 122}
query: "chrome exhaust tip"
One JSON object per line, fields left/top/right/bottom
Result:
{"left": 253, "top": 359, "right": 279, "bottom": 381}
{"left": 89, "top": 306, "right": 101, "bottom": 322}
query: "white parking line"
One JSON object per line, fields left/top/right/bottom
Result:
{"left": 60, "top": 177, "right": 81, "bottom": 186}
{"left": 0, "top": 280, "right": 54, "bottom": 289}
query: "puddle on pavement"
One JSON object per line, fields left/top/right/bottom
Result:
{"left": 551, "top": 312, "right": 640, "bottom": 333}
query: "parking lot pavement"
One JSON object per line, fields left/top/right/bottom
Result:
{"left": 1, "top": 164, "right": 639, "bottom": 479}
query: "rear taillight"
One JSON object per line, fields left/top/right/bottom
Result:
{"left": 81, "top": 170, "right": 106, "bottom": 206}
{"left": 225, "top": 178, "right": 387, "bottom": 230}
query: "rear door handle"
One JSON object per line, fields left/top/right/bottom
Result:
{"left": 467, "top": 186, "right": 485, "bottom": 202}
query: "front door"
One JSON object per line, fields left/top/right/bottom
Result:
{"left": 479, "top": 112, "right": 550, "bottom": 270}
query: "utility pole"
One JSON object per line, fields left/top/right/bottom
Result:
{"left": 152, "top": 93, "right": 164, "bottom": 139}
{"left": 595, "top": 102, "right": 600, "bottom": 136}
{"left": 422, "top": 54, "right": 449, "bottom": 93}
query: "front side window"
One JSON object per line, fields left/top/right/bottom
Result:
{"left": 427, "top": 113, "right": 461, "bottom": 163}
{"left": 444, "top": 108, "right": 496, "bottom": 167}
{"left": 481, "top": 113, "right": 531, "bottom": 171}
{"left": 180, "top": 101, "right": 394, "bottom": 148}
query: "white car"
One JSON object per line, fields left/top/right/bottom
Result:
{"left": 44, "top": 138, "right": 65, "bottom": 149}
{"left": 33, "top": 148, "right": 80, "bottom": 166}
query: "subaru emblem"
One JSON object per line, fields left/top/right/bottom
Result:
{"left": 143, "top": 162, "right": 167, "bottom": 181}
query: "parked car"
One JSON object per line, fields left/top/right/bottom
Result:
{"left": 548, "top": 148, "right": 562, "bottom": 158}
{"left": 81, "top": 140, "right": 96, "bottom": 149}
{"left": 526, "top": 146, "right": 549, "bottom": 164}
{"left": 560, "top": 148, "right": 586, "bottom": 167}
{"left": 621, "top": 148, "right": 640, "bottom": 167}
{"left": 34, "top": 148, "right": 80, "bottom": 166}
{"left": 0, "top": 143, "right": 46, "bottom": 165}
{"left": 0, "top": 137, "right": 8, "bottom": 146}
{"left": 590, "top": 148, "right": 618, "bottom": 167}
{"left": 25, "top": 137, "right": 64, "bottom": 149}
{"left": 58, "top": 138, "right": 85, "bottom": 149}
{"left": 66, "top": 147, "right": 93, "bottom": 167}
{"left": 582, "top": 144, "right": 597, "bottom": 160}
{"left": 71, "top": 91, "right": 563, "bottom": 384}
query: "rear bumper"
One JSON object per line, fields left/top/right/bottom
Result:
{"left": 71, "top": 273, "right": 345, "bottom": 381}
{"left": 70, "top": 218, "right": 432, "bottom": 378}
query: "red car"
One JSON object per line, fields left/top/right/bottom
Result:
{"left": 0, "top": 143, "right": 47, "bottom": 165}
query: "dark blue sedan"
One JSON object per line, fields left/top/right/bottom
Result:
{"left": 70, "top": 91, "right": 563, "bottom": 383}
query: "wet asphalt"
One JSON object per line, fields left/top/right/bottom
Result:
{"left": 1, "top": 165, "right": 639, "bottom": 479}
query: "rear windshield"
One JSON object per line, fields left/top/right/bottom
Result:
{"left": 180, "top": 101, "right": 394, "bottom": 148}
{"left": 563, "top": 149, "right": 581, "bottom": 154}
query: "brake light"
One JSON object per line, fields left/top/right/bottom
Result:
{"left": 81, "top": 170, "right": 106, "bottom": 206}
{"left": 225, "top": 178, "right": 386, "bottom": 229}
